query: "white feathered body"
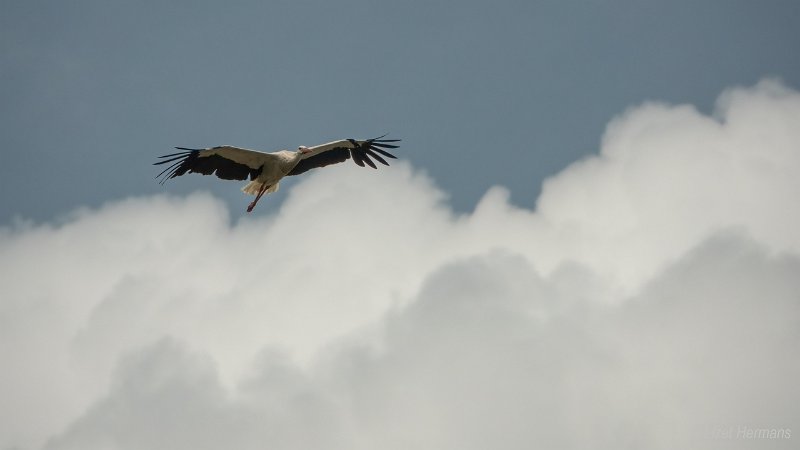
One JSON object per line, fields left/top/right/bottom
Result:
{"left": 244, "top": 151, "right": 302, "bottom": 195}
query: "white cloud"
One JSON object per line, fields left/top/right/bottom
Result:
{"left": 532, "top": 79, "right": 800, "bottom": 294}
{"left": 1, "top": 79, "right": 799, "bottom": 449}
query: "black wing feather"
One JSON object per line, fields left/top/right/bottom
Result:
{"left": 287, "top": 147, "right": 351, "bottom": 176}
{"left": 371, "top": 142, "right": 399, "bottom": 149}
{"left": 356, "top": 148, "right": 378, "bottom": 169}
{"left": 364, "top": 148, "right": 389, "bottom": 166}
{"left": 370, "top": 147, "right": 397, "bottom": 159}
{"left": 154, "top": 148, "right": 262, "bottom": 184}
{"left": 286, "top": 136, "right": 400, "bottom": 177}
{"left": 351, "top": 149, "right": 367, "bottom": 167}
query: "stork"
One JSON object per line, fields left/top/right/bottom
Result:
{"left": 154, "top": 135, "right": 400, "bottom": 212}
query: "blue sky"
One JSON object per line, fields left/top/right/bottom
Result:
{"left": 2, "top": 0, "right": 799, "bottom": 221}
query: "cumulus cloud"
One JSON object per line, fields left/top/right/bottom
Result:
{"left": 1, "top": 79, "right": 799, "bottom": 449}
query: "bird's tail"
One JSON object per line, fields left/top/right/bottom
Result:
{"left": 242, "top": 180, "right": 279, "bottom": 196}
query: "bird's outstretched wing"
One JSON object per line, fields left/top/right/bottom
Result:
{"left": 287, "top": 135, "right": 400, "bottom": 176}
{"left": 154, "top": 146, "right": 269, "bottom": 184}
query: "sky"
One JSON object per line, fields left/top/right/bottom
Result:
{"left": 2, "top": 1, "right": 800, "bottom": 449}
{"left": 2, "top": 0, "right": 800, "bottom": 221}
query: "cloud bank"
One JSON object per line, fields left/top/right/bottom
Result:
{"left": 1, "top": 79, "right": 799, "bottom": 449}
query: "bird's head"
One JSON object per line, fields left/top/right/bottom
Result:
{"left": 297, "top": 146, "right": 312, "bottom": 155}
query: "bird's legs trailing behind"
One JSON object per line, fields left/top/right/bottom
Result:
{"left": 247, "top": 184, "right": 271, "bottom": 212}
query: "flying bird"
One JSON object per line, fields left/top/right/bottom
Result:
{"left": 154, "top": 135, "right": 400, "bottom": 212}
